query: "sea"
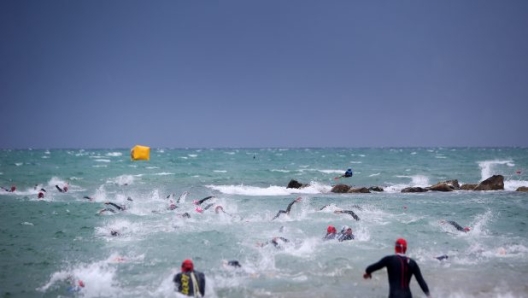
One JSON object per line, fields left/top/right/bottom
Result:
{"left": 0, "top": 147, "right": 527, "bottom": 298}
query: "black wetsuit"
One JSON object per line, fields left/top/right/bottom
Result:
{"left": 271, "top": 237, "right": 289, "bottom": 248}
{"left": 272, "top": 199, "right": 299, "bottom": 220}
{"left": 55, "top": 185, "right": 66, "bottom": 192}
{"left": 173, "top": 270, "right": 206, "bottom": 297}
{"left": 105, "top": 202, "right": 125, "bottom": 211}
{"left": 337, "top": 210, "right": 360, "bottom": 221}
{"left": 195, "top": 196, "right": 214, "bottom": 205}
{"left": 338, "top": 233, "right": 354, "bottom": 242}
{"left": 447, "top": 221, "right": 466, "bottom": 232}
{"left": 365, "top": 254, "right": 430, "bottom": 298}
{"left": 344, "top": 169, "right": 353, "bottom": 177}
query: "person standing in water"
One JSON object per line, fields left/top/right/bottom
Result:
{"left": 173, "top": 259, "right": 205, "bottom": 297}
{"left": 363, "top": 238, "right": 430, "bottom": 298}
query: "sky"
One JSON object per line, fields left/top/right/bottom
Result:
{"left": 1, "top": 1, "right": 527, "bottom": 149}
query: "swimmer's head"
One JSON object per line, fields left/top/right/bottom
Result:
{"left": 395, "top": 238, "right": 407, "bottom": 254}
{"left": 38, "top": 192, "right": 44, "bottom": 199}
{"left": 10, "top": 186, "right": 16, "bottom": 192}
{"left": 195, "top": 207, "right": 203, "bottom": 213}
{"left": 464, "top": 227, "right": 470, "bottom": 232}
{"left": 327, "top": 225, "right": 336, "bottom": 234}
{"left": 215, "top": 206, "right": 223, "bottom": 213}
{"left": 181, "top": 259, "right": 194, "bottom": 272}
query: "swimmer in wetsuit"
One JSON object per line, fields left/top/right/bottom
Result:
{"left": 323, "top": 225, "right": 337, "bottom": 241}
{"left": 56, "top": 184, "right": 68, "bottom": 192}
{"left": 337, "top": 226, "right": 355, "bottom": 241}
{"left": 173, "top": 259, "right": 206, "bottom": 297}
{"left": 193, "top": 195, "right": 214, "bottom": 206}
{"left": 272, "top": 197, "right": 302, "bottom": 220}
{"left": 257, "top": 237, "right": 290, "bottom": 249}
{"left": 105, "top": 202, "right": 126, "bottom": 211}
{"left": 334, "top": 209, "right": 360, "bottom": 221}
{"left": 364, "top": 238, "right": 430, "bottom": 298}
{"left": 442, "top": 220, "right": 470, "bottom": 232}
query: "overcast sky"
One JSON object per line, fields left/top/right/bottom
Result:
{"left": 1, "top": 1, "right": 527, "bottom": 149}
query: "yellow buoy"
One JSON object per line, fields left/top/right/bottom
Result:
{"left": 131, "top": 145, "right": 150, "bottom": 161}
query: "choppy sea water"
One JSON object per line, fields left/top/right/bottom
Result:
{"left": 0, "top": 148, "right": 527, "bottom": 298}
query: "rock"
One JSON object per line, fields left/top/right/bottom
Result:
{"left": 331, "top": 184, "right": 351, "bottom": 193}
{"left": 348, "top": 187, "right": 370, "bottom": 193}
{"left": 401, "top": 187, "right": 428, "bottom": 193}
{"left": 428, "top": 183, "right": 454, "bottom": 192}
{"left": 474, "top": 175, "right": 504, "bottom": 191}
{"left": 516, "top": 186, "right": 528, "bottom": 192}
{"left": 460, "top": 184, "right": 478, "bottom": 190}
{"left": 287, "top": 179, "right": 308, "bottom": 189}
{"left": 368, "top": 186, "right": 384, "bottom": 192}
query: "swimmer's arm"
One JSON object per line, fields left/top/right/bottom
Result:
{"left": 412, "top": 263, "right": 430, "bottom": 296}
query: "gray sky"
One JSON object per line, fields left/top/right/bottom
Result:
{"left": 1, "top": 1, "right": 527, "bottom": 149}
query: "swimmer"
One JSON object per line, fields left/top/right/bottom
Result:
{"left": 105, "top": 202, "right": 126, "bottom": 211}
{"left": 338, "top": 226, "right": 354, "bottom": 241}
{"left": 257, "top": 237, "right": 290, "bottom": 249}
{"left": 193, "top": 195, "right": 214, "bottom": 206}
{"left": 228, "top": 260, "right": 241, "bottom": 267}
{"left": 98, "top": 208, "right": 116, "bottom": 214}
{"left": 334, "top": 168, "right": 353, "bottom": 180}
{"left": 1, "top": 185, "right": 16, "bottom": 192}
{"left": 110, "top": 230, "right": 120, "bottom": 236}
{"left": 364, "top": 238, "right": 431, "bottom": 297}
{"left": 435, "top": 255, "right": 449, "bottom": 261}
{"left": 83, "top": 196, "right": 94, "bottom": 201}
{"left": 334, "top": 209, "right": 360, "bottom": 221}
{"left": 168, "top": 199, "right": 177, "bottom": 210}
{"left": 55, "top": 184, "right": 68, "bottom": 193}
{"left": 323, "top": 225, "right": 338, "bottom": 241}
{"left": 38, "top": 191, "right": 45, "bottom": 199}
{"left": 173, "top": 259, "right": 206, "bottom": 297}
{"left": 272, "top": 197, "right": 302, "bottom": 220}
{"left": 441, "top": 220, "right": 470, "bottom": 232}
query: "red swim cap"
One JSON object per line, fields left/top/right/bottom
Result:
{"left": 464, "top": 227, "right": 470, "bottom": 232}
{"left": 181, "top": 259, "right": 194, "bottom": 272}
{"left": 327, "top": 225, "right": 336, "bottom": 234}
{"left": 395, "top": 238, "right": 407, "bottom": 254}
{"left": 38, "top": 192, "right": 44, "bottom": 199}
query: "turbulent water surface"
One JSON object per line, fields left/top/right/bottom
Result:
{"left": 0, "top": 148, "right": 527, "bottom": 298}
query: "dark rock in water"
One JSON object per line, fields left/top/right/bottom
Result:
{"left": 331, "top": 184, "right": 351, "bottom": 193}
{"left": 474, "top": 175, "right": 504, "bottom": 191}
{"left": 287, "top": 179, "right": 309, "bottom": 189}
{"left": 516, "top": 186, "right": 528, "bottom": 192}
{"left": 428, "top": 183, "right": 454, "bottom": 192}
{"left": 429, "top": 180, "right": 460, "bottom": 192}
{"left": 401, "top": 187, "right": 428, "bottom": 193}
{"left": 368, "top": 186, "right": 384, "bottom": 192}
{"left": 460, "top": 184, "right": 478, "bottom": 190}
{"left": 348, "top": 187, "right": 370, "bottom": 193}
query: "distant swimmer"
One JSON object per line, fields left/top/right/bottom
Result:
{"left": 98, "top": 208, "right": 116, "bottom": 214}
{"left": 105, "top": 202, "right": 126, "bottom": 211}
{"left": 55, "top": 184, "right": 68, "bottom": 193}
{"left": 441, "top": 220, "right": 470, "bottom": 232}
{"left": 38, "top": 191, "right": 45, "bottom": 199}
{"left": 110, "top": 230, "right": 120, "bottom": 236}
{"left": 334, "top": 209, "right": 360, "bottom": 221}
{"left": 173, "top": 259, "right": 206, "bottom": 297}
{"left": 179, "top": 212, "right": 191, "bottom": 219}
{"left": 1, "top": 185, "right": 16, "bottom": 192}
{"left": 364, "top": 238, "right": 431, "bottom": 298}
{"left": 435, "top": 255, "right": 449, "bottom": 261}
{"left": 193, "top": 195, "right": 214, "bottom": 206}
{"left": 323, "top": 225, "right": 338, "bottom": 241}
{"left": 227, "top": 260, "right": 241, "bottom": 268}
{"left": 335, "top": 168, "right": 353, "bottom": 180}
{"left": 272, "top": 197, "right": 302, "bottom": 220}
{"left": 83, "top": 196, "right": 94, "bottom": 201}
{"left": 337, "top": 226, "right": 355, "bottom": 241}
{"left": 257, "top": 237, "right": 290, "bottom": 249}
{"left": 66, "top": 275, "right": 85, "bottom": 293}
{"left": 168, "top": 199, "right": 177, "bottom": 210}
